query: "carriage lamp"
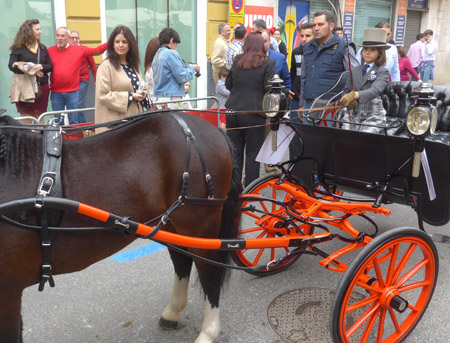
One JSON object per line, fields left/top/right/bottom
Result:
{"left": 406, "top": 83, "right": 437, "bottom": 177}
{"left": 262, "top": 74, "right": 287, "bottom": 151}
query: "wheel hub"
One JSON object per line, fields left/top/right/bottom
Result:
{"left": 379, "top": 286, "right": 409, "bottom": 313}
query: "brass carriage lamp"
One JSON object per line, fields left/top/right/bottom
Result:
{"left": 262, "top": 74, "right": 287, "bottom": 151}
{"left": 406, "top": 83, "right": 438, "bottom": 177}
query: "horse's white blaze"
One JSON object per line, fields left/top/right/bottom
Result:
{"left": 194, "top": 299, "right": 220, "bottom": 343}
{"left": 161, "top": 275, "right": 189, "bottom": 323}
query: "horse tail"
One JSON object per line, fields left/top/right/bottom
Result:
{"left": 217, "top": 133, "right": 243, "bottom": 284}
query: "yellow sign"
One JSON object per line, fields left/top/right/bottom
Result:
{"left": 229, "top": 0, "right": 245, "bottom": 27}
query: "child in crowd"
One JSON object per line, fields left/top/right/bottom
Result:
{"left": 216, "top": 69, "right": 229, "bottom": 132}
{"left": 397, "top": 46, "right": 421, "bottom": 82}
{"left": 338, "top": 28, "right": 390, "bottom": 132}
{"left": 181, "top": 81, "right": 192, "bottom": 109}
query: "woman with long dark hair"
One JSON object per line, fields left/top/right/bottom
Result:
{"left": 225, "top": 32, "right": 276, "bottom": 186}
{"left": 95, "top": 25, "right": 149, "bottom": 133}
{"left": 8, "top": 19, "right": 53, "bottom": 119}
{"left": 144, "top": 37, "right": 160, "bottom": 97}
{"left": 152, "top": 27, "right": 200, "bottom": 109}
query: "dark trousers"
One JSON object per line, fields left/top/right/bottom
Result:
{"left": 226, "top": 113, "right": 266, "bottom": 187}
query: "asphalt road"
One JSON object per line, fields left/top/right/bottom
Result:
{"left": 21, "top": 199, "right": 450, "bottom": 343}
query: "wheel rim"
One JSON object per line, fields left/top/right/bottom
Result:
{"left": 337, "top": 236, "right": 437, "bottom": 343}
{"left": 237, "top": 178, "right": 312, "bottom": 272}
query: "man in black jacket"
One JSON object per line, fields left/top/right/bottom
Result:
{"left": 289, "top": 23, "right": 314, "bottom": 115}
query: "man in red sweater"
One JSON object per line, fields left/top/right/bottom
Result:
{"left": 69, "top": 30, "right": 98, "bottom": 123}
{"left": 48, "top": 27, "right": 106, "bottom": 124}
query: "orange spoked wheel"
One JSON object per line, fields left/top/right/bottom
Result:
{"left": 233, "top": 175, "right": 313, "bottom": 276}
{"left": 330, "top": 227, "right": 438, "bottom": 343}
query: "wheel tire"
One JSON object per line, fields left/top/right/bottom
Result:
{"left": 233, "top": 174, "right": 313, "bottom": 276}
{"left": 330, "top": 227, "right": 438, "bottom": 343}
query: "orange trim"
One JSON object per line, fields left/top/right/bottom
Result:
{"left": 78, "top": 203, "right": 110, "bottom": 222}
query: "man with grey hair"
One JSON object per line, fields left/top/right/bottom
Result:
{"left": 252, "top": 18, "right": 279, "bottom": 52}
{"left": 69, "top": 29, "right": 97, "bottom": 123}
{"left": 211, "top": 23, "right": 231, "bottom": 84}
{"left": 48, "top": 27, "right": 107, "bottom": 124}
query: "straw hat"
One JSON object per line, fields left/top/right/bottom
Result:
{"left": 358, "top": 28, "right": 391, "bottom": 49}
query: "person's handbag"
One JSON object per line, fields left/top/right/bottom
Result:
{"left": 34, "top": 48, "right": 42, "bottom": 99}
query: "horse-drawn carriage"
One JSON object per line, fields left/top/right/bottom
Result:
{"left": 0, "top": 81, "right": 449, "bottom": 342}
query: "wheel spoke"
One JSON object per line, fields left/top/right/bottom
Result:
{"left": 346, "top": 301, "right": 380, "bottom": 338}
{"left": 387, "top": 307, "right": 402, "bottom": 333}
{"left": 260, "top": 200, "right": 270, "bottom": 213}
{"left": 240, "top": 226, "right": 266, "bottom": 234}
{"left": 373, "top": 257, "right": 386, "bottom": 288}
{"left": 345, "top": 295, "right": 379, "bottom": 314}
{"left": 361, "top": 306, "right": 380, "bottom": 343}
{"left": 376, "top": 308, "right": 387, "bottom": 343}
{"left": 399, "top": 280, "right": 431, "bottom": 292}
{"left": 242, "top": 211, "right": 261, "bottom": 221}
{"left": 392, "top": 243, "right": 417, "bottom": 284}
{"left": 395, "top": 258, "right": 429, "bottom": 287}
{"left": 252, "top": 248, "right": 264, "bottom": 265}
{"left": 385, "top": 244, "right": 399, "bottom": 285}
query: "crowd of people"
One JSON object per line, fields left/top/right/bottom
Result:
{"left": 8, "top": 14, "right": 439, "bottom": 185}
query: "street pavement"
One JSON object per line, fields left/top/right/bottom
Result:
{"left": 21, "top": 196, "right": 450, "bottom": 343}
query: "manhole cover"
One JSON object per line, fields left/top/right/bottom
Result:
{"left": 267, "top": 288, "right": 367, "bottom": 343}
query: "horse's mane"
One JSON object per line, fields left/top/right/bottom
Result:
{"left": 0, "top": 115, "right": 21, "bottom": 126}
{"left": 0, "top": 116, "right": 18, "bottom": 161}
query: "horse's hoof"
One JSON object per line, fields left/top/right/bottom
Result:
{"left": 159, "top": 317, "right": 178, "bottom": 331}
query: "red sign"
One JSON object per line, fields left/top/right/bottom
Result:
{"left": 232, "top": 0, "right": 244, "bottom": 13}
{"left": 244, "top": 5, "right": 275, "bottom": 34}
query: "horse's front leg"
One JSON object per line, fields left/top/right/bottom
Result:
{"left": 194, "top": 299, "right": 220, "bottom": 343}
{"left": 0, "top": 289, "right": 23, "bottom": 343}
{"left": 159, "top": 275, "right": 190, "bottom": 330}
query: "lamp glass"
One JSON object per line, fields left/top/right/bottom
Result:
{"left": 262, "top": 93, "right": 280, "bottom": 117}
{"left": 406, "top": 107, "right": 430, "bottom": 136}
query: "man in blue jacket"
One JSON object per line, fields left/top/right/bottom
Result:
{"left": 261, "top": 30, "right": 291, "bottom": 90}
{"left": 299, "top": 10, "right": 358, "bottom": 113}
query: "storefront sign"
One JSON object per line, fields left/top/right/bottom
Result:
{"left": 395, "top": 0, "right": 408, "bottom": 45}
{"left": 408, "top": 0, "right": 428, "bottom": 9}
{"left": 278, "top": 0, "right": 309, "bottom": 67}
{"left": 229, "top": 0, "right": 245, "bottom": 27}
{"left": 343, "top": 0, "right": 355, "bottom": 42}
{"left": 244, "top": 5, "right": 275, "bottom": 34}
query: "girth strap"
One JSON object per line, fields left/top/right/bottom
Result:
{"left": 35, "top": 126, "right": 64, "bottom": 291}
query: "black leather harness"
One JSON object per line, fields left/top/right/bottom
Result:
{"left": 4, "top": 113, "right": 227, "bottom": 291}
{"left": 35, "top": 125, "right": 63, "bottom": 291}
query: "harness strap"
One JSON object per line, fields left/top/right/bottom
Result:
{"left": 172, "top": 114, "right": 215, "bottom": 199}
{"left": 38, "top": 211, "right": 55, "bottom": 291}
{"left": 35, "top": 125, "right": 63, "bottom": 291}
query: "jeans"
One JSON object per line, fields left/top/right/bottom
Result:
{"left": 51, "top": 90, "right": 80, "bottom": 124}
{"left": 77, "top": 80, "right": 89, "bottom": 123}
{"left": 420, "top": 64, "right": 433, "bottom": 83}
{"left": 289, "top": 99, "right": 303, "bottom": 123}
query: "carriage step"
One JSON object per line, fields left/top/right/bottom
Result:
{"left": 431, "top": 233, "right": 450, "bottom": 244}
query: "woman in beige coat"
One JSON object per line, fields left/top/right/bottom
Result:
{"left": 95, "top": 25, "right": 149, "bottom": 133}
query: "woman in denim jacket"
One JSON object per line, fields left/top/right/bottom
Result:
{"left": 152, "top": 28, "right": 200, "bottom": 109}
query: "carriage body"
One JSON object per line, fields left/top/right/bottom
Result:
{"left": 289, "top": 122, "right": 450, "bottom": 226}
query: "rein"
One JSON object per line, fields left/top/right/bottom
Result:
{"left": 0, "top": 112, "right": 229, "bottom": 290}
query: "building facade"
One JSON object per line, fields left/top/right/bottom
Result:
{"left": 1, "top": 0, "right": 448, "bottom": 117}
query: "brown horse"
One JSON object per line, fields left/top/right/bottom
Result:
{"left": 0, "top": 112, "right": 241, "bottom": 343}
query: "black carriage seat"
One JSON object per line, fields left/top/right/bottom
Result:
{"left": 381, "top": 81, "right": 450, "bottom": 144}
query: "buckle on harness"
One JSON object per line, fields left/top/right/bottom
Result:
{"left": 38, "top": 173, "right": 56, "bottom": 197}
